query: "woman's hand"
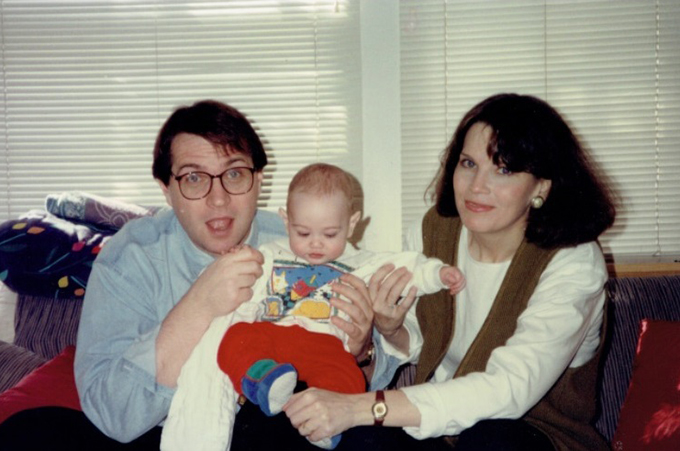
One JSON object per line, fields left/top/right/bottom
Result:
{"left": 283, "top": 388, "right": 370, "bottom": 442}
{"left": 369, "top": 264, "right": 418, "bottom": 339}
{"left": 330, "top": 273, "right": 374, "bottom": 357}
{"left": 284, "top": 388, "right": 422, "bottom": 441}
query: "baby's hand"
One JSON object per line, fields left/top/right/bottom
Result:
{"left": 440, "top": 265, "right": 466, "bottom": 295}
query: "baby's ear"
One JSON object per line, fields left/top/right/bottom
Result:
{"left": 348, "top": 210, "right": 361, "bottom": 237}
{"left": 278, "top": 207, "right": 289, "bottom": 228}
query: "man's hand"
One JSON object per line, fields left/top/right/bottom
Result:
{"left": 156, "top": 245, "right": 264, "bottom": 387}
{"left": 190, "top": 245, "right": 264, "bottom": 317}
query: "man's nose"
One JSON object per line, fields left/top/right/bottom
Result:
{"left": 206, "top": 180, "right": 231, "bottom": 207}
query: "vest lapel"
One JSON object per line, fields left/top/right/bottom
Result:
{"left": 415, "top": 209, "right": 461, "bottom": 384}
{"left": 454, "top": 239, "right": 558, "bottom": 377}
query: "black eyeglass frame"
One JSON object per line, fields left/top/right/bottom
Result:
{"left": 171, "top": 166, "right": 257, "bottom": 200}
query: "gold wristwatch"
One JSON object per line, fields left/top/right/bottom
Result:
{"left": 371, "top": 390, "right": 388, "bottom": 426}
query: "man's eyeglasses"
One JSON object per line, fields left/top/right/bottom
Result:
{"left": 171, "top": 167, "right": 256, "bottom": 200}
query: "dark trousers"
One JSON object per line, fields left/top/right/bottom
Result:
{"left": 0, "top": 406, "right": 554, "bottom": 451}
{"left": 0, "top": 407, "right": 161, "bottom": 451}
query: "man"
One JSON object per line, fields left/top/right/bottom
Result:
{"left": 0, "top": 100, "right": 374, "bottom": 450}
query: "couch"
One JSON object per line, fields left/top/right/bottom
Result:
{"left": 0, "top": 193, "right": 679, "bottom": 449}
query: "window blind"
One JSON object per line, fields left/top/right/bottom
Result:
{"left": 0, "top": 0, "right": 362, "bottom": 222}
{"left": 400, "top": 0, "right": 680, "bottom": 258}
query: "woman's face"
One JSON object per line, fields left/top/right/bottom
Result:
{"left": 453, "top": 122, "right": 551, "bottom": 242}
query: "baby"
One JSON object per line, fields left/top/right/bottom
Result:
{"left": 217, "top": 163, "right": 465, "bottom": 449}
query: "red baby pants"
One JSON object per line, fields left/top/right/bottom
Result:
{"left": 217, "top": 322, "right": 366, "bottom": 396}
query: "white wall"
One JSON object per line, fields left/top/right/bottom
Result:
{"left": 359, "top": 1, "right": 403, "bottom": 252}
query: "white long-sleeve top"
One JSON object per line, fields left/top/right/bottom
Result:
{"left": 381, "top": 221, "right": 607, "bottom": 439}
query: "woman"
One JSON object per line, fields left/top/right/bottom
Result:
{"left": 283, "top": 93, "right": 616, "bottom": 451}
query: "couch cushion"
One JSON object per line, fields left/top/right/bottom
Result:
{"left": 0, "top": 345, "right": 80, "bottom": 424}
{"left": 13, "top": 294, "right": 83, "bottom": 360}
{"left": 597, "top": 275, "right": 680, "bottom": 441}
{"left": 0, "top": 341, "right": 47, "bottom": 394}
{"left": 611, "top": 319, "right": 680, "bottom": 451}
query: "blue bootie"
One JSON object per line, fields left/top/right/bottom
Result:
{"left": 241, "top": 359, "right": 298, "bottom": 416}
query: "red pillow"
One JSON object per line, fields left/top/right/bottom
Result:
{"left": 0, "top": 345, "right": 81, "bottom": 424}
{"left": 612, "top": 320, "right": 680, "bottom": 451}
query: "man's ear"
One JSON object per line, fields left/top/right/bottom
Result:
{"left": 348, "top": 211, "right": 361, "bottom": 237}
{"left": 253, "top": 170, "right": 264, "bottom": 195}
{"left": 157, "top": 179, "right": 173, "bottom": 207}
{"left": 278, "top": 207, "right": 289, "bottom": 228}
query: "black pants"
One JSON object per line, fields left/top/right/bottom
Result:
{"left": 340, "top": 419, "right": 555, "bottom": 451}
{"left": 0, "top": 407, "right": 161, "bottom": 451}
{"left": 0, "top": 406, "right": 554, "bottom": 451}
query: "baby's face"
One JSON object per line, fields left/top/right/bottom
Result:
{"left": 284, "top": 191, "right": 357, "bottom": 265}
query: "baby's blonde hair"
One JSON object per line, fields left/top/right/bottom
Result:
{"left": 287, "top": 163, "right": 354, "bottom": 212}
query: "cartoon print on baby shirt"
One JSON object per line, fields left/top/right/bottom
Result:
{"left": 262, "top": 260, "right": 353, "bottom": 322}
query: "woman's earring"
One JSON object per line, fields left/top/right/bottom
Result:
{"left": 531, "top": 196, "right": 545, "bottom": 209}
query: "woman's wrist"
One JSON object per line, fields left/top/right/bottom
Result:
{"left": 351, "top": 390, "right": 420, "bottom": 429}
{"left": 378, "top": 322, "right": 403, "bottom": 340}
{"left": 352, "top": 392, "right": 381, "bottom": 427}
{"left": 377, "top": 325, "right": 411, "bottom": 357}
{"left": 381, "top": 325, "right": 407, "bottom": 346}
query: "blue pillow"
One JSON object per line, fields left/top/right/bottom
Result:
{"left": 0, "top": 211, "right": 113, "bottom": 298}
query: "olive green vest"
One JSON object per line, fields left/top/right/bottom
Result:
{"left": 415, "top": 208, "right": 608, "bottom": 451}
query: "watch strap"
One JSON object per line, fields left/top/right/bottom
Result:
{"left": 372, "top": 390, "right": 387, "bottom": 426}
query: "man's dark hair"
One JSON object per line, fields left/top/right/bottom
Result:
{"left": 152, "top": 100, "right": 267, "bottom": 185}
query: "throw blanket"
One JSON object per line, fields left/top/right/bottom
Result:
{"left": 161, "top": 303, "right": 260, "bottom": 451}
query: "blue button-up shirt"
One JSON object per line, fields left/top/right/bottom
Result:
{"left": 74, "top": 208, "right": 286, "bottom": 442}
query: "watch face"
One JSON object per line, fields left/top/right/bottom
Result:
{"left": 372, "top": 401, "right": 388, "bottom": 418}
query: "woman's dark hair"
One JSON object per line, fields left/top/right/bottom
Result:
{"left": 432, "top": 93, "right": 615, "bottom": 248}
{"left": 152, "top": 100, "right": 267, "bottom": 185}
